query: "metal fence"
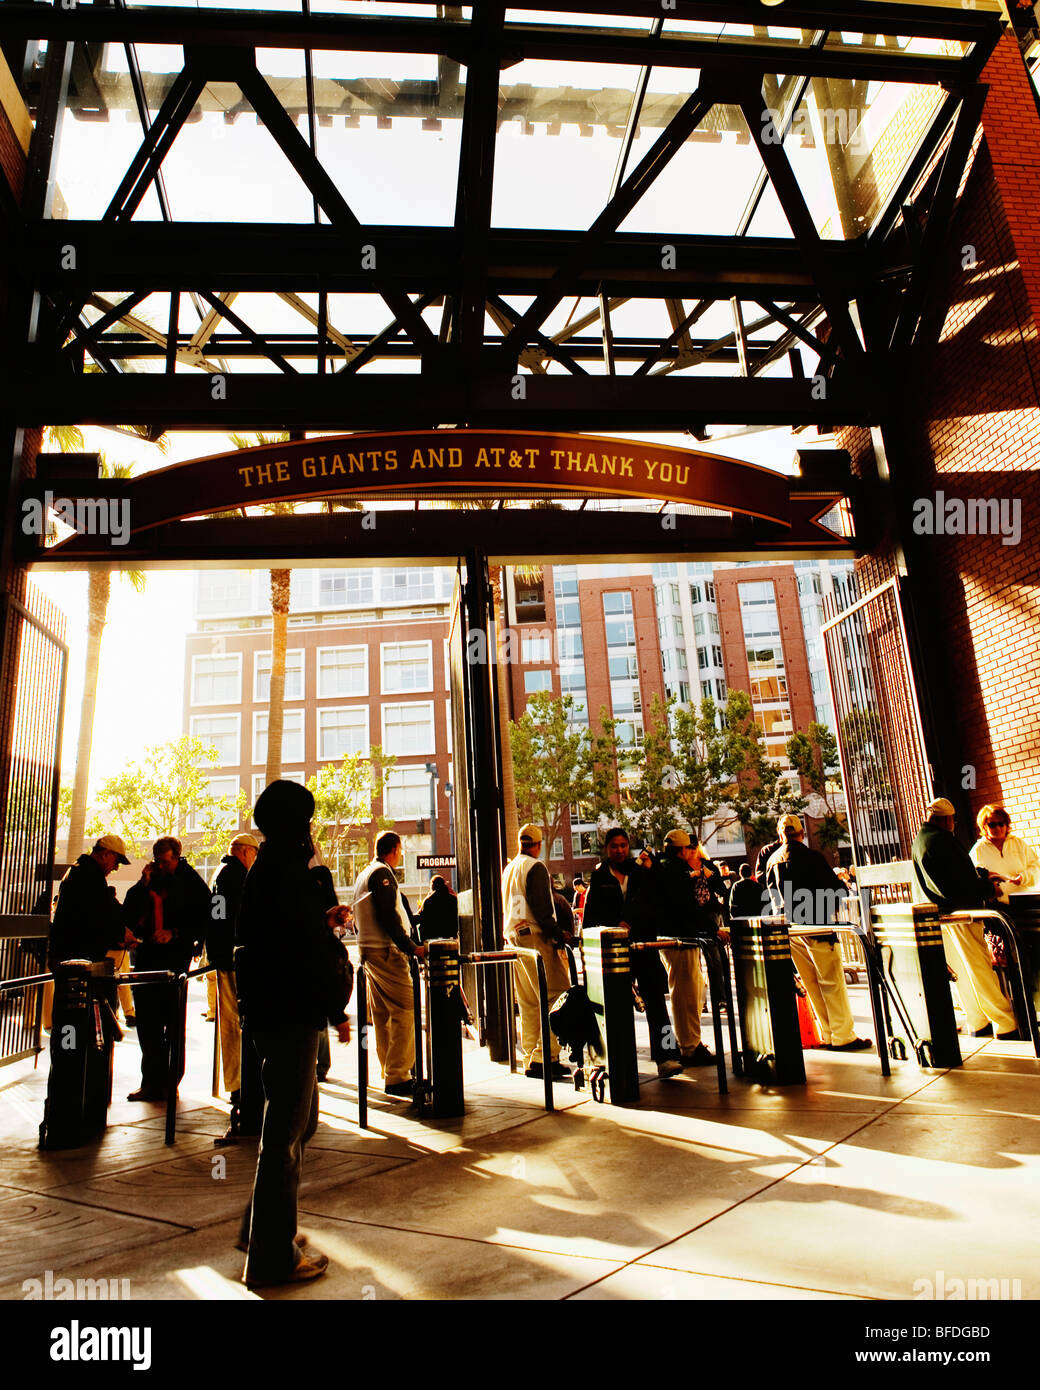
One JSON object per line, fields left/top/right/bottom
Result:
{"left": 0, "top": 583, "right": 68, "bottom": 1066}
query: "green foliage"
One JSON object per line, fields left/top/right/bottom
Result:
{"left": 615, "top": 693, "right": 679, "bottom": 850}
{"left": 307, "top": 745, "right": 395, "bottom": 869}
{"left": 87, "top": 736, "right": 248, "bottom": 864}
{"left": 787, "top": 721, "right": 848, "bottom": 850}
{"left": 509, "top": 692, "right": 621, "bottom": 859}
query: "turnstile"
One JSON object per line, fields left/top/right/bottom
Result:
{"left": 731, "top": 918, "right": 805, "bottom": 1085}
{"left": 580, "top": 926, "right": 636, "bottom": 1104}
{"left": 39, "top": 959, "right": 116, "bottom": 1149}
{"left": 871, "top": 903, "right": 961, "bottom": 1068}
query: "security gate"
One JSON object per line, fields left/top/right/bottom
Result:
{"left": 821, "top": 574, "right": 932, "bottom": 865}
{"left": 0, "top": 583, "right": 68, "bottom": 1065}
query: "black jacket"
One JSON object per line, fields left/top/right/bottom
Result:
{"left": 235, "top": 841, "right": 348, "bottom": 1030}
{"left": 418, "top": 886, "right": 459, "bottom": 942}
{"left": 912, "top": 821, "right": 992, "bottom": 914}
{"left": 765, "top": 838, "right": 847, "bottom": 927}
{"left": 730, "top": 875, "right": 769, "bottom": 919}
{"left": 583, "top": 858, "right": 657, "bottom": 940}
{"left": 49, "top": 854, "right": 126, "bottom": 968}
{"left": 208, "top": 854, "right": 248, "bottom": 971}
{"left": 124, "top": 857, "right": 210, "bottom": 970}
{"left": 654, "top": 851, "right": 725, "bottom": 939}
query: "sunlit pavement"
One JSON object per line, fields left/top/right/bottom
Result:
{"left": 2, "top": 978, "right": 1038, "bottom": 1302}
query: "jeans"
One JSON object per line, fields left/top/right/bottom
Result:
{"left": 240, "top": 1024, "right": 320, "bottom": 1282}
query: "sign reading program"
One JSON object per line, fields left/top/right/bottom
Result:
{"left": 120, "top": 429, "right": 816, "bottom": 533}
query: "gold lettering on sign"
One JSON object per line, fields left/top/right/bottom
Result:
{"left": 302, "top": 457, "right": 316, "bottom": 478}
{"left": 238, "top": 466, "right": 255, "bottom": 487}
{"left": 275, "top": 460, "right": 290, "bottom": 482}
{"left": 619, "top": 458, "right": 634, "bottom": 476}
{"left": 348, "top": 453, "right": 365, "bottom": 473}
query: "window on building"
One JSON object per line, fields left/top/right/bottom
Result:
{"left": 190, "top": 714, "right": 239, "bottom": 766}
{"left": 317, "top": 646, "right": 368, "bottom": 698}
{"left": 385, "top": 765, "right": 432, "bottom": 819}
{"left": 254, "top": 650, "right": 304, "bottom": 702}
{"left": 712, "top": 645, "right": 723, "bottom": 667}
{"left": 318, "top": 569, "right": 374, "bottom": 608}
{"left": 609, "top": 654, "right": 638, "bottom": 680}
{"left": 705, "top": 582, "right": 715, "bottom": 602}
{"left": 382, "top": 640, "right": 433, "bottom": 694}
{"left": 557, "top": 630, "right": 583, "bottom": 661}
{"left": 690, "top": 583, "right": 702, "bottom": 604}
{"left": 524, "top": 670, "right": 552, "bottom": 693}
{"left": 556, "top": 598, "right": 581, "bottom": 628}
{"left": 188, "top": 776, "right": 240, "bottom": 832}
{"left": 701, "top": 680, "right": 713, "bottom": 701}
{"left": 693, "top": 613, "right": 704, "bottom": 636}
{"left": 317, "top": 707, "right": 368, "bottom": 761}
{"left": 253, "top": 709, "right": 305, "bottom": 765}
{"left": 197, "top": 571, "right": 255, "bottom": 616}
{"left": 191, "top": 654, "right": 241, "bottom": 706}
{"left": 709, "top": 613, "right": 720, "bottom": 634}
{"left": 380, "top": 568, "right": 437, "bottom": 604}
{"left": 382, "top": 702, "right": 435, "bottom": 755}
{"left": 603, "top": 591, "right": 633, "bottom": 616}
{"left": 715, "top": 679, "right": 727, "bottom": 701}
{"left": 522, "top": 634, "right": 551, "bottom": 663}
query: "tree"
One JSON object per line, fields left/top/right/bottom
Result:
{"left": 616, "top": 693, "right": 683, "bottom": 849}
{"left": 787, "top": 721, "right": 848, "bottom": 850}
{"left": 509, "top": 692, "right": 620, "bottom": 863}
{"left": 63, "top": 454, "right": 147, "bottom": 859}
{"left": 308, "top": 746, "right": 395, "bottom": 888}
{"left": 87, "top": 735, "right": 248, "bottom": 864}
{"left": 669, "top": 692, "right": 805, "bottom": 852}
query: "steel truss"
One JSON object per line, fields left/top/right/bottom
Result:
{"left": 0, "top": 1, "right": 1004, "bottom": 440}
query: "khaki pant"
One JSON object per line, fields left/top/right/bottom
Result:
{"left": 216, "top": 968, "right": 242, "bottom": 1092}
{"left": 790, "top": 935, "right": 856, "bottom": 1047}
{"left": 506, "top": 926, "right": 570, "bottom": 1067}
{"left": 662, "top": 947, "right": 704, "bottom": 1054}
{"left": 941, "top": 919, "right": 1017, "bottom": 1034}
{"left": 361, "top": 947, "right": 415, "bottom": 1086}
{"left": 107, "top": 948, "right": 135, "bottom": 1021}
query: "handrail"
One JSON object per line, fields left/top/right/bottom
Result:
{"left": 506, "top": 944, "right": 555, "bottom": 1113}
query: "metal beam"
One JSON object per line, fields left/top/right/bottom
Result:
{"left": 12, "top": 371, "right": 871, "bottom": 430}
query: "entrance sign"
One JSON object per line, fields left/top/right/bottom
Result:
{"left": 417, "top": 854, "right": 457, "bottom": 870}
{"left": 86, "top": 430, "right": 841, "bottom": 536}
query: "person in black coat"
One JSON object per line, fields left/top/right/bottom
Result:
{"left": 729, "top": 862, "right": 768, "bottom": 919}
{"left": 583, "top": 827, "right": 683, "bottom": 1078}
{"left": 235, "top": 780, "right": 351, "bottom": 1288}
{"left": 209, "top": 833, "right": 259, "bottom": 1142}
{"left": 49, "top": 834, "right": 132, "bottom": 970}
{"left": 123, "top": 837, "right": 211, "bottom": 1101}
{"left": 418, "top": 875, "right": 459, "bottom": 942}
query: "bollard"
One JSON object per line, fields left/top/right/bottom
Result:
{"left": 873, "top": 903, "right": 961, "bottom": 1068}
{"left": 731, "top": 919, "right": 806, "bottom": 1085}
{"left": 357, "top": 966, "right": 369, "bottom": 1131}
{"left": 39, "top": 959, "right": 116, "bottom": 1150}
{"left": 581, "top": 926, "right": 638, "bottom": 1105}
{"left": 428, "top": 939, "right": 465, "bottom": 1118}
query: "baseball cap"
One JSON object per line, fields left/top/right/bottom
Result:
{"left": 664, "top": 829, "right": 691, "bottom": 847}
{"left": 926, "top": 797, "right": 956, "bottom": 819}
{"left": 519, "top": 823, "right": 543, "bottom": 844}
{"left": 229, "top": 833, "right": 259, "bottom": 850}
{"left": 94, "top": 834, "right": 130, "bottom": 865}
{"left": 778, "top": 814, "right": 803, "bottom": 836}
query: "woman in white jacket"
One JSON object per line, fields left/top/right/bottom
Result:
{"left": 970, "top": 805, "right": 1040, "bottom": 905}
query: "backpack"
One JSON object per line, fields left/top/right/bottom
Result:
{"left": 549, "top": 985, "right": 603, "bottom": 1061}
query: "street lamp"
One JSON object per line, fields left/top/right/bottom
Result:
{"left": 444, "top": 781, "right": 457, "bottom": 890}
{"left": 424, "top": 760, "right": 439, "bottom": 856}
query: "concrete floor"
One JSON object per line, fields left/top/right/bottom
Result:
{"left": 2, "top": 978, "right": 1038, "bottom": 1303}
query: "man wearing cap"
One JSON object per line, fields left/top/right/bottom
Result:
{"left": 352, "top": 831, "right": 426, "bottom": 1098}
{"left": 912, "top": 798, "right": 1019, "bottom": 1039}
{"left": 49, "top": 833, "right": 134, "bottom": 970}
{"left": 208, "top": 833, "right": 259, "bottom": 1140}
{"left": 501, "top": 824, "right": 571, "bottom": 1080}
{"left": 766, "top": 815, "right": 871, "bottom": 1051}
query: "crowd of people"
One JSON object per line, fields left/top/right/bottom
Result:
{"left": 43, "top": 782, "right": 1036, "bottom": 1288}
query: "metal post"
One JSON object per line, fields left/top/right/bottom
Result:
{"left": 424, "top": 761, "right": 438, "bottom": 857}
{"left": 697, "top": 938, "right": 729, "bottom": 1096}
{"left": 211, "top": 967, "right": 221, "bottom": 1099}
{"left": 357, "top": 965, "right": 368, "bottom": 1130}
{"left": 428, "top": 939, "right": 465, "bottom": 1117}
{"left": 409, "top": 955, "right": 427, "bottom": 1113}
{"left": 444, "top": 782, "right": 458, "bottom": 891}
{"left": 165, "top": 974, "right": 188, "bottom": 1145}
{"left": 536, "top": 953, "right": 554, "bottom": 1114}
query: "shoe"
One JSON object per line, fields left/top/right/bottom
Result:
{"left": 524, "top": 1063, "right": 544, "bottom": 1079}
{"left": 384, "top": 1081, "right": 415, "bottom": 1098}
{"left": 549, "top": 1062, "right": 571, "bottom": 1080}
{"left": 997, "top": 1030, "right": 1022, "bottom": 1041}
{"left": 243, "top": 1251, "right": 328, "bottom": 1288}
{"left": 972, "top": 1026, "right": 993, "bottom": 1038}
{"left": 202, "top": 1014, "right": 216, "bottom": 1022}
{"left": 236, "top": 1233, "right": 308, "bottom": 1254}
{"left": 657, "top": 1059, "right": 683, "bottom": 1078}
{"left": 123, "top": 1016, "right": 136, "bottom": 1028}
{"left": 316, "top": 1071, "right": 329, "bottom": 1083}
{"left": 681, "top": 1045, "right": 716, "bottom": 1067}
{"left": 126, "top": 1086, "right": 167, "bottom": 1102}
{"left": 831, "top": 1037, "right": 873, "bottom": 1051}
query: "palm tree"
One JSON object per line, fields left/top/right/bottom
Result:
{"left": 64, "top": 457, "right": 146, "bottom": 859}
{"left": 229, "top": 433, "right": 361, "bottom": 785}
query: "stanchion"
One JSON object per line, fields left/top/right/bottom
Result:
{"left": 428, "top": 939, "right": 465, "bottom": 1117}
{"left": 409, "top": 956, "right": 428, "bottom": 1114}
{"left": 357, "top": 965, "right": 369, "bottom": 1131}
{"left": 582, "top": 926, "right": 638, "bottom": 1105}
{"left": 536, "top": 954, "right": 554, "bottom": 1114}
{"left": 871, "top": 903, "right": 961, "bottom": 1068}
{"left": 165, "top": 974, "right": 188, "bottom": 1145}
